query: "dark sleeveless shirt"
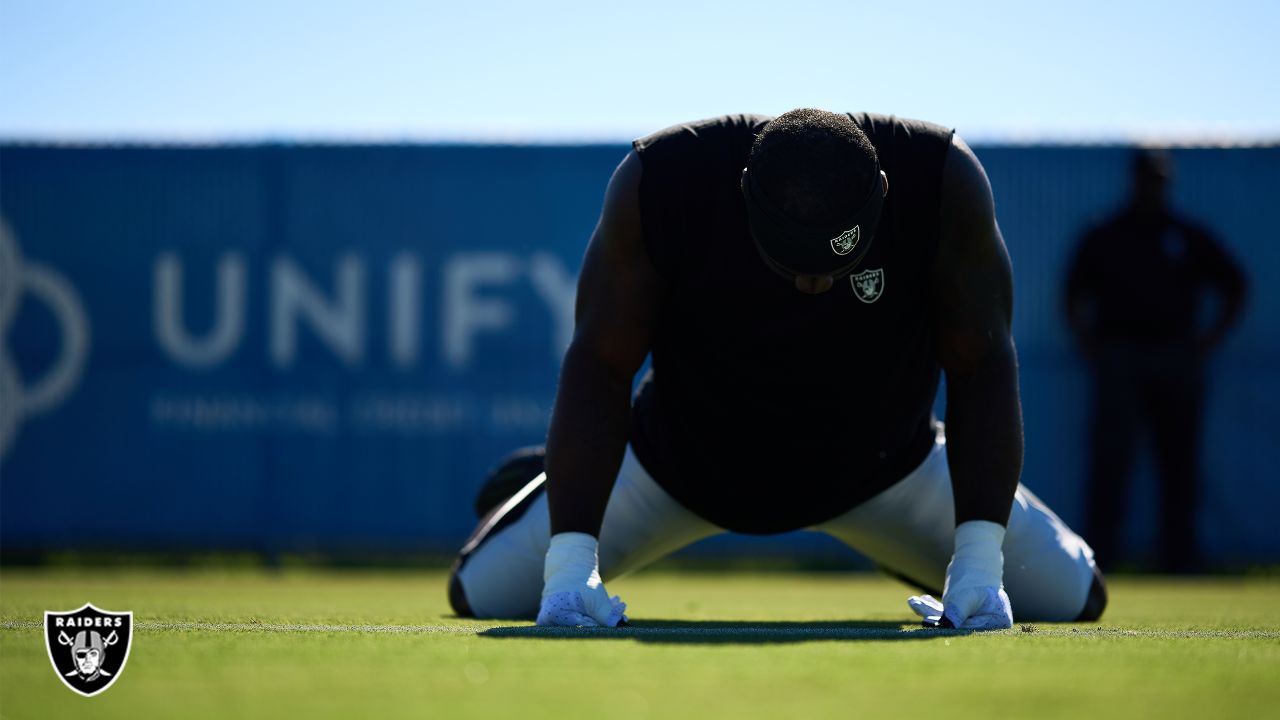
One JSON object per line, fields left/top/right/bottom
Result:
{"left": 629, "top": 113, "right": 955, "bottom": 534}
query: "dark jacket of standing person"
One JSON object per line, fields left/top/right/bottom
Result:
{"left": 1065, "top": 149, "right": 1246, "bottom": 573}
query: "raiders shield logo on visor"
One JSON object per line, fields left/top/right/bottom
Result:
{"left": 830, "top": 225, "right": 860, "bottom": 256}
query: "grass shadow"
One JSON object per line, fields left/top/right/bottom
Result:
{"left": 478, "top": 618, "right": 970, "bottom": 644}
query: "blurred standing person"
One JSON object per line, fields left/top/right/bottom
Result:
{"left": 1065, "top": 149, "right": 1246, "bottom": 573}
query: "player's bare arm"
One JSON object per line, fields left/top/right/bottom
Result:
{"left": 932, "top": 134, "right": 1023, "bottom": 528}
{"left": 545, "top": 149, "right": 660, "bottom": 538}
{"left": 903, "top": 133, "right": 1024, "bottom": 629}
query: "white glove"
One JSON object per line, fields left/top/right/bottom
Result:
{"left": 536, "top": 532, "right": 628, "bottom": 627}
{"left": 908, "top": 520, "right": 1014, "bottom": 630}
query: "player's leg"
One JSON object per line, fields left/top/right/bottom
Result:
{"left": 448, "top": 445, "right": 722, "bottom": 619}
{"left": 813, "top": 434, "right": 1106, "bottom": 622}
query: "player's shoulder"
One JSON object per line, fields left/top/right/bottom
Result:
{"left": 849, "top": 112, "right": 956, "bottom": 158}
{"left": 850, "top": 112, "right": 954, "bottom": 139}
{"left": 632, "top": 114, "right": 770, "bottom": 157}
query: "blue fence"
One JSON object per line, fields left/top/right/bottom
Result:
{"left": 2, "top": 141, "right": 1277, "bottom": 563}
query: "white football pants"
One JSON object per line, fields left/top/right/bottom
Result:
{"left": 455, "top": 438, "right": 1098, "bottom": 621}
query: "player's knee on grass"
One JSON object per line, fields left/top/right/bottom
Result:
{"left": 448, "top": 542, "right": 544, "bottom": 620}
{"left": 447, "top": 446, "right": 551, "bottom": 619}
{"left": 1075, "top": 565, "right": 1108, "bottom": 622}
{"left": 448, "top": 562, "right": 474, "bottom": 618}
{"left": 449, "top": 547, "right": 546, "bottom": 620}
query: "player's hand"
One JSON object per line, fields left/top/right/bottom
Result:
{"left": 537, "top": 532, "right": 628, "bottom": 627}
{"left": 907, "top": 520, "right": 1013, "bottom": 630}
{"left": 909, "top": 587, "right": 1012, "bottom": 630}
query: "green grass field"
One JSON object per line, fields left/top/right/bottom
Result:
{"left": 1, "top": 568, "right": 1277, "bottom": 719}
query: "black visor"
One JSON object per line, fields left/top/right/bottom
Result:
{"left": 743, "top": 163, "right": 883, "bottom": 280}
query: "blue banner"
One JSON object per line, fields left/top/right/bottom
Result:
{"left": 2, "top": 142, "right": 1277, "bottom": 562}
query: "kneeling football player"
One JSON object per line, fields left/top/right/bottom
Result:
{"left": 448, "top": 109, "right": 1107, "bottom": 629}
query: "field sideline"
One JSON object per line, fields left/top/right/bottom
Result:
{"left": 1, "top": 569, "right": 1277, "bottom": 719}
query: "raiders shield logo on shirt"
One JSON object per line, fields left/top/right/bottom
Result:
{"left": 44, "top": 603, "right": 133, "bottom": 697}
{"left": 850, "top": 268, "right": 885, "bottom": 303}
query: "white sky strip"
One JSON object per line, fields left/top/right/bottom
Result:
{"left": 1, "top": 0, "right": 1277, "bottom": 142}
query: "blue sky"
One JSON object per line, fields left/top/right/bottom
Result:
{"left": 2, "top": 0, "right": 1277, "bottom": 143}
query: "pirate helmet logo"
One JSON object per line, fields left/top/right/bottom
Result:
{"left": 44, "top": 603, "right": 133, "bottom": 697}
{"left": 850, "top": 268, "right": 885, "bottom": 304}
{"left": 830, "top": 226, "right": 860, "bottom": 256}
